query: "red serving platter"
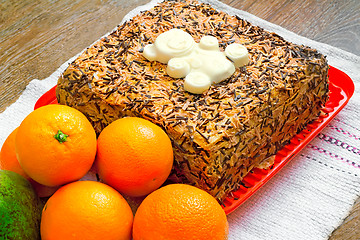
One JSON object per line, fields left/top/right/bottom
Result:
{"left": 35, "top": 66, "right": 354, "bottom": 214}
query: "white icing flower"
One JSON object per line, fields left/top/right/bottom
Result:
{"left": 143, "top": 29, "right": 249, "bottom": 94}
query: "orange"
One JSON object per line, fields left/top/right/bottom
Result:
{"left": 0, "top": 128, "right": 28, "bottom": 178}
{"left": 15, "top": 104, "right": 97, "bottom": 187}
{"left": 95, "top": 117, "right": 173, "bottom": 197}
{"left": 40, "top": 181, "right": 133, "bottom": 240}
{"left": 0, "top": 127, "right": 58, "bottom": 197}
{"left": 133, "top": 184, "right": 229, "bottom": 240}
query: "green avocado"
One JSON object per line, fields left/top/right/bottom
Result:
{"left": 0, "top": 170, "right": 42, "bottom": 240}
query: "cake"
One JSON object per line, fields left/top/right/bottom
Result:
{"left": 56, "top": 0, "right": 329, "bottom": 202}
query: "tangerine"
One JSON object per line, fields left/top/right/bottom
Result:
{"left": 0, "top": 128, "right": 27, "bottom": 178}
{"left": 40, "top": 181, "right": 133, "bottom": 240}
{"left": 133, "top": 184, "right": 229, "bottom": 240}
{"left": 15, "top": 105, "right": 97, "bottom": 187}
{"left": 0, "top": 127, "right": 58, "bottom": 197}
{"left": 95, "top": 117, "right": 173, "bottom": 197}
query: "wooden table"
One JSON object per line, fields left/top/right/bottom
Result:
{"left": 0, "top": 0, "right": 359, "bottom": 239}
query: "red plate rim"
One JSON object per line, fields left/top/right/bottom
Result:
{"left": 34, "top": 66, "right": 355, "bottom": 214}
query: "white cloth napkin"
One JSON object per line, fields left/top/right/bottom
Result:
{"left": 1, "top": 1, "right": 359, "bottom": 239}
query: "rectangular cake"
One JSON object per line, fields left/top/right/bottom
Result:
{"left": 56, "top": 0, "right": 329, "bottom": 202}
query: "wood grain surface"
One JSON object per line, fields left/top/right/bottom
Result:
{"left": 0, "top": 0, "right": 359, "bottom": 239}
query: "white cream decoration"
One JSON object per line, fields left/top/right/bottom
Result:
{"left": 167, "top": 58, "right": 191, "bottom": 78}
{"left": 199, "top": 35, "right": 220, "bottom": 51}
{"left": 184, "top": 72, "right": 212, "bottom": 95}
{"left": 143, "top": 29, "right": 195, "bottom": 63}
{"left": 143, "top": 28, "right": 249, "bottom": 94}
{"left": 225, "top": 43, "right": 250, "bottom": 68}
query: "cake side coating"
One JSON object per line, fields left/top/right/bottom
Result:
{"left": 56, "top": 0, "right": 329, "bottom": 201}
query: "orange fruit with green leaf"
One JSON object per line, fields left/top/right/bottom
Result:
{"left": 15, "top": 105, "right": 97, "bottom": 187}
{"left": 0, "top": 127, "right": 58, "bottom": 197}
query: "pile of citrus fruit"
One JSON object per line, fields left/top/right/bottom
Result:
{"left": 0, "top": 104, "right": 229, "bottom": 240}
